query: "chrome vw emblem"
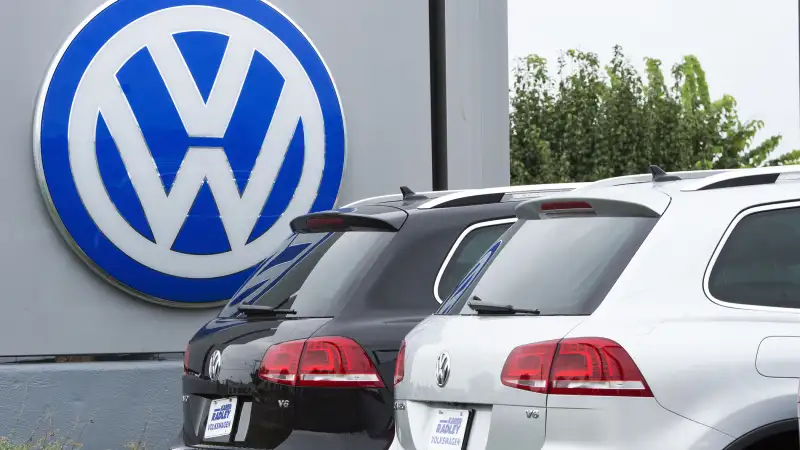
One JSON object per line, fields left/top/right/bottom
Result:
{"left": 208, "top": 350, "right": 222, "bottom": 381}
{"left": 435, "top": 352, "right": 450, "bottom": 388}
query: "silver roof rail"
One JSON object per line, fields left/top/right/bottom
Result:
{"left": 680, "top": 166, "right": 800, "bottom": 191}
{"left": 341, "top": 189, "right": 464, "bottom": 208}
{"left": 417, "top": 182, "right": 590, "bottom": 209}
{"left": 585, "top": 169, "right": 734, "bottom": 189}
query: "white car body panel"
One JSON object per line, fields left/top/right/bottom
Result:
{"left": 757, "top": 337, "right": 800, "bottom": 377}
{"left": 544, "top": 395, "right": 732, "bottom": 450}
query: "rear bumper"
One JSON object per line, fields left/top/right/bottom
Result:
{"left": 180, "top": 382, "right": 395, "bottom": 449}
{"left": 392, "top": 396, "right": 734, "bottom": 450}
{"left": 171, "top": 431, "right": 393, "bottom": 450}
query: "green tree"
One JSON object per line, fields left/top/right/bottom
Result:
{"left": 509, "top": 45, "right": 800, "bottom": 185}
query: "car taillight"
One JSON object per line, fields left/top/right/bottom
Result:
{"left": 183, "top": 344, "right": 190, "bottom": 375}
{"left": 501, "top": 337, "right": 652, "bottom": 397}
{"left": 258, "top": 337, "right": 385, "bottom": 388}
{"left": 298, "top": 337, "right": 384, "bottom": 388}
{"left": 500, "top": 339, "right": 558, "bottom": 393}
{"left": 394, "top": 340, "right": 406, "bottom": 385}
{"left": 258, "top": 339, "right": 305, "bottom": 385}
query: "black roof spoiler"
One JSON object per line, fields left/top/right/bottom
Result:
{"left": 290, "top": 205, "right": 408, "bottom": 233}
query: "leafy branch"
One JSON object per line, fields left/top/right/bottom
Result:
{"left": 510, "top": 45, "right": 800, "bottom": 184}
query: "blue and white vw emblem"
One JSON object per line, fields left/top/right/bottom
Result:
{"left": 34, "top": 0, "right": 346, "bottom": 307}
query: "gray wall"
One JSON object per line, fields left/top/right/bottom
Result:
{"left": 0, "top": 0, "right": 508, "bottom": 448}
{"left": 444, "top": 0, "right": 510, "bottom": 189}
{"left": 0, "top": 0, "right": 434, "bottom": 358}
{"left": 0, "top": 361, "right": 181, "bottom": 450}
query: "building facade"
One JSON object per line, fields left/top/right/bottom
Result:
{"left": 0, "top": 0, "right": 509, "bottom": 447}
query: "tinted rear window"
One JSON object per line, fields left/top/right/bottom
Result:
{"left": 219, "top": 230, "right": 394, "bottom": 318}
{"left": 438, "top": 216, "right": 656, "bottom": 316}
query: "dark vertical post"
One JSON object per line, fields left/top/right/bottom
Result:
{"left": 429, "top": 0, "right": 448, "bottom": 190}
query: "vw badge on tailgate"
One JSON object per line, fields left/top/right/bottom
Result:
{"left": 436, "top": 352, "right": 450, "bottom": 388}
{"left": 208, "top": 350, "right": 222, "bottom": 381}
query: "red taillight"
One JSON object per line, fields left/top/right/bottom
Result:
{"left": 298, "top": 337, "right": 384, "bottom": 388}
{"left": 183, "top": 344, "right": 190, "bottom": 375}
{"left": 500, "top": 339, "right": 558, "bottom": 393}
{"left": 258, "top": 337, "right": 385, "bottom": 388}
{"left": 394, "top": 340, "right": 406, "bottom": 385}
{"left": 540, "top": 201, "right": 593, "bottom": 211}
{"left": 258, "top": 339, "right": 305, "bottom": 385}
{"left": 500, "top": 337, "right": 652, "bottom": 397}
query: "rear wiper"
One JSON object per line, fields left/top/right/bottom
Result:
{"left": 271, "top": 292, "right": 298, "bottom": 311}
{"left": 236, "top": 304, "right": 298, "bottom": 316}
{"left": 467, "top": 298, "right": 540, "bottom": 316}
{"left": 237, "top": 292, "right": 298, "bottom": 317}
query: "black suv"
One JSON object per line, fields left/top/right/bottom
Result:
{"left": 174, "top": 183, "right": 584, "bottom": 450}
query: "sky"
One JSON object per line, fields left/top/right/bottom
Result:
{"left": 507, "top": 0, "right": 800, "bottom": 157}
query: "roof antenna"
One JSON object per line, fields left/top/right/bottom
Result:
{"left": 400, "top": 186, "right": 428, "bottom": 202}
{"left": 649, "top": 165, "right": 682, "bottom": 182}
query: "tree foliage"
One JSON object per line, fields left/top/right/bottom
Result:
{"left": 510, "top": 45, "right": 800, "bottom": 184}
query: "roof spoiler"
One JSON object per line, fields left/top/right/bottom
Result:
{"left": 290, "top": 206, "right": 407, "bottom": 233}
{"left": 515, "top": 190, "right": 669, "bottom": 220}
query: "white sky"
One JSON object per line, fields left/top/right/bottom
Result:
{"left": 508, "top": 0, "right": 800, "bottom": 158}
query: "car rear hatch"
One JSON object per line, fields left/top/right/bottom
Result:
{"left": 182, "top": 206, "right": 407, "bottom": 449}
{"left": 393, "top": 189, "right": 667, "bottom": 450}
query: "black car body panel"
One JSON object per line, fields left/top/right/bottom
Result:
{"left": 178, "top": 198, "right": 526, "bottom": 449}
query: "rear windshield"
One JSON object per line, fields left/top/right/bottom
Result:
{"left": 438, "top": 216, "right": 657, "bottom": 316}
{"left": 219, "top": 230, "right": 395, "bottom": 318}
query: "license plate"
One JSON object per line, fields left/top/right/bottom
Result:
{"left": 204, "top": 397, "right": 238, "bottom": 439}
{"left": 427, "top": 409, "right": 471, "bottom": 450}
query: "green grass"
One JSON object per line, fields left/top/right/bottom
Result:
{"left": 0, "top": 397, "right": 152, "bottom": 450}
{"left": 0, "top": 435, "right": 149, "bottom": 450}
{"left": 0, "top": 418, "right": 149, "bottom": 450}
{"left": 0, "top": 433, "right": 83, "bottom": 450}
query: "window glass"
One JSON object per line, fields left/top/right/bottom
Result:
{"left": 709, "top": 207, "right": 800, "bottom": 308}
{"left": 439, "top": 216, "right": 657, "bottom": 316}
{"left": 437, "top": 223, "right": 512, "bottom": 300}
{"left": 218, "top": 231, "right": 395, "bottom": 318}
{"left": 285, "top": 231, "right": 394, "bottom": 317}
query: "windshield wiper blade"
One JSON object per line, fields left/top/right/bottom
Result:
{"left": 236, "top": 304, "right": 298, "bottom": 316}
{"left": 467, "top": 299, "right": 540, "bottom": 316}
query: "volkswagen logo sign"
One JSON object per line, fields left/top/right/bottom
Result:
{"left": 435, "top": 352, "right": 450, "bottom": 388}
{"left": 34, "top": 0, "right": 346, "bottom": 307}
{"left": 208, "top": 350, "right": 222, "bottom": 381}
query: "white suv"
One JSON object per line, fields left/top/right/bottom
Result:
{"left": 391, "top": 167, "right": 800, "bottom": 450}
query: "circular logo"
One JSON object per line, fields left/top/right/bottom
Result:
{"left": 34, "top": 0, "right": 346, "bottom": 307}
{"left": 436, "top": 352, "right": 451, "bottom": 388}
{"left": 208, "top": 349, "right": 222, "bottom": 381}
